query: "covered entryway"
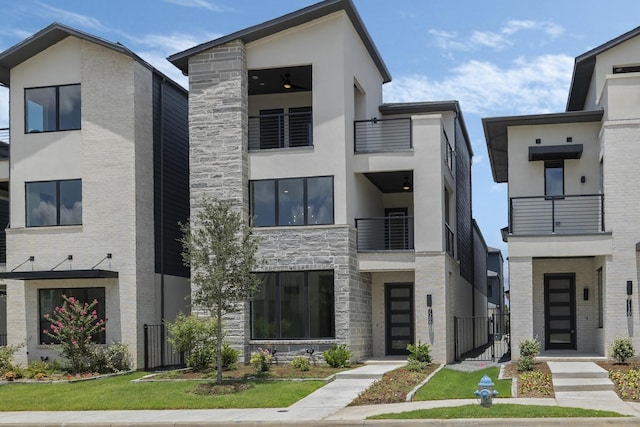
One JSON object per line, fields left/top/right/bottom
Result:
{"left": 385, "top": 283, "right": 414, "bottom": 355}
{"left": 544, "top": 273, "right": 576, "bottom": 350}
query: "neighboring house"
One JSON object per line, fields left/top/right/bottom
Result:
{"left": 169, "top": 0, "right": 487, "bottom": 363}
{"left": 487, "top": 247, "right": 504, "bottom": 316}
{"left": 0, "top": 23, "right": 190, "bottom": 368}
{"left": 484, "top": 26, "right": 640, "bottom": 357}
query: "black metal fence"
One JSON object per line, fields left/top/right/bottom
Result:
{"left": 354, "top": 118, "right": 412, "bottom": 152}
{"left": 510, "top": 194, "right": 604, "bottom": 235}
{"left": 0, "top": 334, "right": 6, "bottom": 347}
{"left": 454, "top": 314, "right": 510, "bottom": 362}
{"left": 143, "top": 324, "right": 185, "bottom": 371}
{"left": 355, "top": 216, "right": 414, "bottom": 251}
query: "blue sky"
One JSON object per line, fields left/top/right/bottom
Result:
{"left": 2, "top": 0, "right": 640, "bottom": 279}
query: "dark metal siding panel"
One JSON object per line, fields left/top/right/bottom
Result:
{"left": 0, "top": 199, "right": 7, "bottom": 264}
{"left": 153, "top": 75, "right": 190, "bottom": 278}
{"left": 455, "top": 118, "right": 473, "bottom": 283}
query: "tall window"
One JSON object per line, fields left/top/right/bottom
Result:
{"left": 544, "top": 160, "right": 564, "bottom": 196}
{"left": 25, "top": 84, "right": 81, "bottom": 133}
{"left": 597, "top": 268, "right": 603, "bottom": 328}
{"left": 39, "top": 287, "right": 106, "bottom": 344}
{"left": 250, "top": 176, "right": 333, "bottom": 227}
{"left": 26, "top": 179, "right": 82, "bottom": 227}
{"left": 251, "top": 270, "right": 335, "bottom": 339}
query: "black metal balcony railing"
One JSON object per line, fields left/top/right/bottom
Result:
{"left": 444, "top": 132, "right": 454, "bottom": 173}
{"left": 0, "top": 334, "right": 6, "bottom": 347}
{"left": 355, "top": 216, "right": 414, "bottom": 251}
{"left": 354, "top": 118, "right": 412, "bottom": 153}
{"left": 0, "top": 128, "right": 8, "bottom": 144}
{"left": 509, "top": 194, "right": 605, "bottom": 235}
{"left": 445, "top": 223, "right": 455, "bottom": 257}
{"left": 248, "top": 111, "right": 312, "bottom": 151}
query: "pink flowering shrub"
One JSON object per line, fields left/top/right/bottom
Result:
{"left": 43, "top": 295, "right": 107, "bottom": 374}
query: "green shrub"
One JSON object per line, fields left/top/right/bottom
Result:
{"left": 88, "top": 343, "right": 132, "bottom": 373}
{"left": 323, "top": 344, "right": 351, "bottom": 368}
{"left": 250, "top": 347, "right": 272, "bottom": 374}
{"left": 291, "top": 356, "right": 310, "bottom": 371}
{"left": 167, "top": 314, "right": 218, "bottom": 371}
{"left": 519, "top": 338, "right": 540, "bottom": 359}
{"left": 612, "top": 337, "right": 634, "bottom": 363}
{"left": 517, "top": 356, "right": 535, "bottom": 372}
{"left": 406, "top": 358, "right": 427, "bottom": 372}
{"left": 0, "top": 343, "right": 23, "bottom": 373}
{"left": 220, "top": 343, "right": 239, "bottom": 370}
{"left": 24, "top": 361, "right": 58, "bottom": 379}
{"left": 517, "top": 337, "right": 540, "bottom": 372}
{"left": 407, "top": 341, "right": 432, "bottom": 364}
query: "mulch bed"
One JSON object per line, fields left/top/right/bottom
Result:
{"left": 502, "top": 361, "right": 553, "bottom": 398}
{"left": 154, "top": 363, "right": 357, "bottom": 381}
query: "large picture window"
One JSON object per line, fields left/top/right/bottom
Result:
{"left": 25, "top": 84, "right": 81, "bottom": 133}
{"left": 26, "top": 179, "right": 82, "bottom": 227}
{"left": 250, "top": 176, "right": 333, "bottom": 227}
{"left": 251, "top": 271, "right": 335, "bottom": 339}
{"left": 39, "top": 287, "right": 106, "bottom": 344}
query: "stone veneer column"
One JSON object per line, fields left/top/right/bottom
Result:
{"left": 187, "top": 41, "right": 249, "bottom": 344}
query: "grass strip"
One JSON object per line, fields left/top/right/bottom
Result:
{"left": 0, "top": 372, "right": 324, "bottom": 410}
{"left": 369, "top": 404, "right": 626, "bottom": 419}
{"left": 413, "top": 366, "right": 511, "bottom": 400}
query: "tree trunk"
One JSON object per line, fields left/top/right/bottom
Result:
{"left": 216, "top": 305, "right": 223, "bottom": 385}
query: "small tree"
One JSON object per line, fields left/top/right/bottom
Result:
{"left": 43, "top": 295, "right": 107, "bottom": 374}
{"left": 180, "top": 196, "right": 261, "bottom": 384}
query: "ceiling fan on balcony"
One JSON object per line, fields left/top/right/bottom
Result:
{"left": 280, "top": 73, "right": 308, "bottom": 90}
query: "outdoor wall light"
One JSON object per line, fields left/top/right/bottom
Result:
{"left": 402, "top": 175, "right": 411, "bottom": 191}
{"left": 628, "top": 281, "right": 633, "bottom": 296}
{"left": 583, "top": 287, "right": 589, "bottom": 301}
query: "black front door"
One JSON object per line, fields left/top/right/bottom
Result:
{"left": 544, "top": 274, "right": 576, "bottom": 350}
{"left": 385, "top": 283, "right": 414, "bottom": 355}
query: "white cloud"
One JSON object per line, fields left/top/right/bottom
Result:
{"left": 163, "top": 0, "right": 230, "bottom": 12}
{"left": 384, "top": 54, "right": 574, "bottom": 116}
{"left": 134, "top": 32, "right": 221, "bottom": 53}
{"left": 503, "top": 20, "right": 564, "bottom": 38}
{"left": 35, "top": 3, "right": 105, "bottom": 31}
{"left": 430, "top": 20, "right": 564, "bottom": 53}
{"left": 136, "top": 50, "right": 188, "bottom": 88}
{"left": 470, "top": 31, "right": 511, "bottom": 50}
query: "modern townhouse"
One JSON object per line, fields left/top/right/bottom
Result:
{"left": 484, "top": 26, "right": 640, "bottom": 357}
{"left": 169, "top": 0, "right": 489, "bottom": 363}
{"left": 0, "top": 23, "right": 190, "bottom": 368}
{"left": 487, "top": 247, "right": 505, "bottom": 317}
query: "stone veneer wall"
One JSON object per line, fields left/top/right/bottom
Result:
{"left": 241, "top": 225, "right": 372, "bottom": 363}
{"left": 187, "top": 40, "right": 248, "bottom": 321}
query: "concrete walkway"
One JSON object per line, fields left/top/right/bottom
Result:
{"left": 1, "top": 361, "right": 640, "bottom": 425}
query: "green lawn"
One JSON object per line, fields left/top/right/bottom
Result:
{"left": 370, "top": 404, "right": 626, "bottom": 419}
{"left": 0, "top": 372, "right": 324, "bottom": 410}
{"left": 413, "top": 367, "right": 511, "bottom": 400}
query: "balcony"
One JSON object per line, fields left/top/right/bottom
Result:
{"left": 248, "top": 110, "right": 312, "bottom": 151}
{"left": 509, "top": 194, "right": 604, "bottom": 235}
{"left": 354, "top": 118, "right": 411, "bottom": 153}
{"left": 0, "top": 128, "right": 7, "bottom": 144}
{"left": 355, "top": 216, "right": 414, "bottom": 251}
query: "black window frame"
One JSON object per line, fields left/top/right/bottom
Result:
{"left": 544, "top": 160, "right": 564, "bottom": 197}
{"left": 250, "top": 176, "right": 334, "bottom": 227}
{"left": 38, "top": 287, "right": 106, "bottom": 345}
{"left": 250, "top": 270, "right": 335, "bottom": 340}
{"left": 25, "top": 179, "right": 82, "bottom": 227}
{"left": 24, "top": 84, "right": 81, "bottom": 133}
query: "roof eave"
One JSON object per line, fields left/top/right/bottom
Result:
{"left": 167, "top": 0, "right": 391, "bottom": 83}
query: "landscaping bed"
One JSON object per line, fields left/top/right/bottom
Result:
{"left": 501, "top": 361, "right": 553, "bottom": 398}
{"left": 598, "top": 361, "right": 640, "bottom": 401}
{"left": 349, "top": 364, "right": 439, "bottom": 406}
{"left": 152, "top": 363, "right": 358, "bottom": 381}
